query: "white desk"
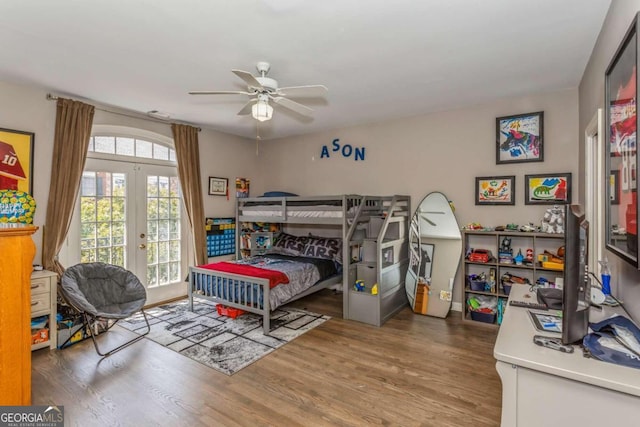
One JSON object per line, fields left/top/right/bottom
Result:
{"left": 494, "top": 284, "right": 640, "bottom": 426}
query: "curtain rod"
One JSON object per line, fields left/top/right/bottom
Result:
{"left": 46, "top": 93, "right": 201, "bottom": 131}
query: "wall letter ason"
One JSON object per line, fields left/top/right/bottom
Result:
{"left": 320, "top": 138, "right": 366, "bottom": 161}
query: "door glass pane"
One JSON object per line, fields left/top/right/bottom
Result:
{"left": 96, "top": 198, "right": 111, "bottom": 222}
{"left": 159, "top": 198, "right": 169, "bottom": 218}
{"left": 147, "top": 264, "right": 158, "bottom": 286}
{"left": 158, "top": 219, "right": 169, "bottom": 240}
{"left": 147, "top": 176, "right": 158, "bottom": 197}
{"left": 169, "top": 240, "right": 180, "bottom": 261}
{"left": 81, "top": 249, "right": 95, "bottom": 263}
{"left": 146, "top": 174, "right": 182, "bottom": 287}
{"left": 147, "top": 199, "right": 158, "bottom": 220}
{"left": 169, "top": 261, "right": 180, "bottom": 282}
{"left": 147, "top": 220, "right": 158, "bottom": 242}
{"left": 79, "top": 170, "right": 127, "bottom": 268}
{"left": 147, "top": 241, "right": 158, "bottom": 264}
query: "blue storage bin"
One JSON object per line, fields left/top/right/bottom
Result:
{"left": 470, "top": 310, "right": 496, "bottom": 324}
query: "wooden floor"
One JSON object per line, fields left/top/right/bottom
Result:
{"left": 32, "top": 290, "right": 502, "bottom": 426}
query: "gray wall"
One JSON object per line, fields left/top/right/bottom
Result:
{"left": 579, "top": 0, "right": 640, "bottom": 321}
{"left": 255, "top": 88, "right": 580, "bottom": 306}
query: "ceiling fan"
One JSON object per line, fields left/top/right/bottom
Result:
{"left": 189, "top": 61, "right": 328, "bottom": 122}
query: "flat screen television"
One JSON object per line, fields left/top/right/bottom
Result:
{"left": 562, "top": 204, "right": 591, "bottom": 344}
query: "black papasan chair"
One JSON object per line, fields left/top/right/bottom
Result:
{"left": 60, "top": 262, "right": 150, "bottom": 357}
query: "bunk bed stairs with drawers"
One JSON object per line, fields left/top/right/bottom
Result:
{"left": 188, "top": 195, "right": 410, "bottom": 334}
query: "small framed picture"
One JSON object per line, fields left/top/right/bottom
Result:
{"left": 236, "top": 177, "right": 250, "bottom": 198}
{"left": 208, "top": 177, "right": 228, "bottom": 196}
{"left": 496, "top": 111, "right": 544, "bottom": 164}
{"left": 475, "top": 176, "right": 516, "bottom": 205}
{"left": 524, "top": 173, "right": 572, "bottom": 205}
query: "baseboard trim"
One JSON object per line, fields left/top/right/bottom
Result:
{"left": 451, "top": 302, "right": 462, "bottom": 312}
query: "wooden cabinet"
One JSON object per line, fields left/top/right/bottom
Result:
{"left": 31, "top": 270, "right": 58, "bottom": 351}
{"left": 462, "top": 230, "right": 565, "bottom": 327}
{"left": 0, "top": 225, "right": 38, "bottom": 405}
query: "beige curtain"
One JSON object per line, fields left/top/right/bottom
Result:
{"left": 42, "top": 98, "right": 95, "bottom": 275}
{"left": 172, "top": 124, "right": 208, "bottom": 266}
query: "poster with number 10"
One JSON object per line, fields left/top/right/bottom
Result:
{"left": 0, "top": 128, "right": 34, "bottom": 195}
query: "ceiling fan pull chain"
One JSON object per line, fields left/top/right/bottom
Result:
{"left": 256, "top": 122, "right": 260, "bottom": 156}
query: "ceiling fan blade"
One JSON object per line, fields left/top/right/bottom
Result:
{"left": 232, "top": 69, "right": 264, "bottom": 90}
{"left": 272, "top": 97, "right": 313, "bottom": 117}
{"left": 188, "top": 90, "right": 250, "bottom": 95}
{"left": 237, "top": 100, "right": 255, "bottom": 116}
{"left": 276, "top": 85, "right": 328, "bottom": 98}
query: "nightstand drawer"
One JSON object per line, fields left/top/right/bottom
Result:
{"left": 30, "top": 292, "right": 50, "bottom": 312}
{"left": 30, "top": 278, "right": 51, "bottom": 296}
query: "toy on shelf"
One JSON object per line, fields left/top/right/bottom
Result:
{"left": 354, "top": 280, "right": 365, "bottom": 292}
{"left": 501, "top": 272, "right": 531, "bottom": 289}
{"left": 514, "top": 249, "right": 524, "bottom": 265}
{"left": 371, "top": 283, "right": 379, "bottom": 295}
{"left": 537, "top": 248, "right": 564, "bottom": 270}
{"left": 467, "top": 272, "right": 490, "bottom": 291}
{"left": 525, "top": 248, "right": 534, "bottom": 264}
{"left": 519, "top": 223, "right": 538, "bottom": 232}
{"left": 499, "top": 236, "right": 513, "bottom": 264}
{"left": 463, "top": 222, "right": 484, "bottom": 230}
{"left": 541, "top": 205, "right": 565, "bottom": 234}
{"left": 467, "top": 249, "right": 493, "bottom": 263}
{"left": 535, "top": 277, "right": 556, "bottom": 288}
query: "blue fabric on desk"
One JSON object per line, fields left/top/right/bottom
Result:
{"left": 583, "top": 315, "right": 640, "bottom": 369}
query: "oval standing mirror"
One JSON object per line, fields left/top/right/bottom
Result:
{"left": 406, "top": 192, "right": 462, "bottom": 317}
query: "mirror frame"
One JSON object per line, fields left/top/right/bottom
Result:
{"left": 604, "top": 12, "right": 640, "bottom": 269}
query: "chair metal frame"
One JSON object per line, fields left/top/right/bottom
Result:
{"left": 58, "top": 288, "right": 151, "bottom": 357}
{"left": 80, "top": 309, "right": 151, "bottom": 357}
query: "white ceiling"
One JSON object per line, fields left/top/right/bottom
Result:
{"left": 0, "top": 0, "right": 611, "bottom": 140}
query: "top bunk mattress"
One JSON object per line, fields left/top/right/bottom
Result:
{"left": 236, "top": 195, "right": 409, "bottom": 223}
{"left": 240, "top": 204, "right": 344, "bottom": 219}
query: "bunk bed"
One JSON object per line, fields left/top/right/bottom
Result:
{"left": 188, "top": 194, "right": 411, "bottom": 334}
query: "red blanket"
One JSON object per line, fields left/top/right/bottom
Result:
{"left": 199, "top": 262, "right": 289, "bottom": 289}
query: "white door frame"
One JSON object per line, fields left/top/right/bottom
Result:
{"left": 585, "top": 108, "right": 604, "bottom": 272}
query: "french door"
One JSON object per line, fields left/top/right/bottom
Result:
{"left": 78, "top": 158, "right": 188, "bottom": 304}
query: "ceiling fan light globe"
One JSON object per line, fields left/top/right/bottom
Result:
{"left": 252, "top": 101, "right": 273, "bottom": 122}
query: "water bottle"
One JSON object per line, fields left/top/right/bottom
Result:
{"left": 598, "top": 259, "right": 611, "bottom": 295}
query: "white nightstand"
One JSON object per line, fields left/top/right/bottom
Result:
{"left": 30, "top": 270, "right": 58, "bottom": 350}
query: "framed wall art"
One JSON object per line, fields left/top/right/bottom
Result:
{"left": 524, "top": 173, "right": 571, "bottom": 205}
{"left": 475, "top": 175, "right": 516, "bottom": 205}
{"left": 496, "top": 111, "right": 544, "bottom": 164}
{"left": 235, "top": 177, "right": 250, "bottom": 198}
{"left": 208, "top": 177, "right": 228, "bottom": 196}
{"left": 0, "top": 127, "right": 34, "bottom": 194}
{"left": 605, "top": 12, "right": 639, "bottom": 268}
